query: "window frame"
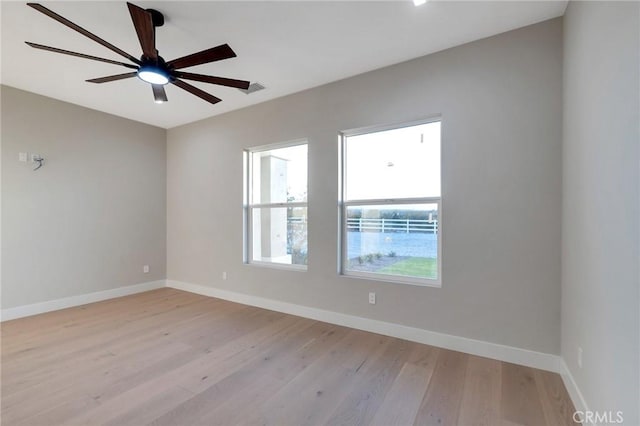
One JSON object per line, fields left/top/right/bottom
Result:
{"left": 339, "top": 117, "right": 442, "bottom": 287}
{"left": 244, "top": 139, "right": 308, "bottom": 271}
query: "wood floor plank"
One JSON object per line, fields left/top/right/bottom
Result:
{"left": 501, "top": 362, "right": 547, "bottom": 426}
{"left": 323, "top": 338, "right": 420, "bottom": 426}
{"left": 368, "top": 349, "right": 436, "bottom": 426}
{"left": 241, "top": 330, "right": 389, "bottom": 426}
{"left": 2, "top": 297, "right": 227, "bottom": 395}
{"left": 2, "top": 342, "right": 195, "bottom": 424}
{"left": 1, "top": 289, "right": 199, "bottom": 352}
{"left": 457, "top": 355, "right": 502, "bottom": 426}
{"left": 413, "top": 349, "right": 468, "bottom": 426}
{"left": 13, "top": 395, "right": 101, "bottom": 426}
{"left": 0, "top": 289, "right": 577, "bottom": 426}
{"left": 62, "top": 315, "right": 310, "bottom": 425}
{"left": 198, "top": 323, "right": 352, "bottom": 425}
{"left": 144, "top": 322, "right": 328, "bottom": 426}
{"left": 1, "top": 288, "right": 183, "bottom": 338}
{"left": 2, "top": 291, "right": 213, "bottom": 367}
{"left": 103, "top": 386, "right": 195, "bottom": 426}
{"left": 534, "top": 368, "right": 579, "bottom": 426}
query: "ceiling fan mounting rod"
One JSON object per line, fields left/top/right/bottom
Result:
{"left": 146, "top": 9, "right": 164, "bottom": 28}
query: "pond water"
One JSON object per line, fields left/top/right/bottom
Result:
{"left": 346, "top": 231, "right": 438, "bottom": 258}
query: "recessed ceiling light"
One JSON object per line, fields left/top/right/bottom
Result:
{"left": 413, "top": 0, "right": 427, "bottom": 6}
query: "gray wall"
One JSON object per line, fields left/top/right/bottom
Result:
{"left": 1, "top": 86, "right": 167, "bottom": 309}
{"left": 167, "top": 19, "right": 563, "bottom": 354}
{"left": 562, "top": 2, "right": 639, "bottom": 423}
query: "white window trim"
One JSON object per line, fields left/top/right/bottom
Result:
{"left": 244, "top": 139, "right": 308, "bottom": 271}
{"left": 339, "top": 117, "right": 442, "bottom": 287}
{"left": 340, "top": 115, "right": 441, "bottom": 139}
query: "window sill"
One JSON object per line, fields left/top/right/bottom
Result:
{"left": 245, "top": 261, "right": 307, "bottom": 272}
{"left": 341, "top": 270, "right": 441, "bottom": 288}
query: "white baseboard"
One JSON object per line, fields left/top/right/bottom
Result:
{"left": 166, "top": 279, "right": 563, "bottom": 374}
{"left": 0, "top": 280, "right": 166, "bottom": 322}
{"left": 559, "top": 358, "right": 592, "bottom": 424}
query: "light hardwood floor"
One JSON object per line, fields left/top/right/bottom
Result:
{"left": 1, "top": 288, "right": 577, "bottom": 426}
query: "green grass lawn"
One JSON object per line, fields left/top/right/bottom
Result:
{"left": 379, "top": 257, "right": 437, "bottom": 280}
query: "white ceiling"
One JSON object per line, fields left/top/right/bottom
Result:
{"left": 1, "top": 1, "right": 567, "bottom": 129}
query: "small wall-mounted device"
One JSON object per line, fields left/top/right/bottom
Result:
{"left": 31, "top": 154, "right": 45, "bottom": 171}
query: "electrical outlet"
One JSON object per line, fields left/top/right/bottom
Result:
{"left": 143, "top": 265, "right": 149, "bottom": 274}
{"left": 19, "top": 152, "right": 28, "bottom": 162}
{"left": 369, "top": 292, "right": 376, "bottom": 305}
{"left": 222, "top": 271, "right": 227, "bottom": 280}
{"left": 578, "top": 347, "right": 583, "bottom": 368}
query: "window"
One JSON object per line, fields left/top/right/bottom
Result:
{"left": 245, "top": 142, "right": 308, "bottom": 269}
{"left": 340, "top": 119, "right": 441, "bottom": 285}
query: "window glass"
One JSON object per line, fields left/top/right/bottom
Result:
{"left": 251, "top": 144, "right": 307, "bottom": 204}
{"left": 345, "top": 204, "right": 438, "bottom": 280}
{"left": 341, "top": 120, "right": 441, "bottom": 284}
{"left": 251, "top": 206, "right": 308, "bottom": 266}
{"left": 246, "top": 143, "right": 308, "bottom": 268}
{"left": 345, "top": 122, "right": 440, "bottom": 200}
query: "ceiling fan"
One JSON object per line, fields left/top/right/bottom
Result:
{"left": 25, "top": 2, "right": 250, "bottom": 105}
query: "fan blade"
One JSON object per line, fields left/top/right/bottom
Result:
{"left": 152, "top": 84, "right": 168, "bottom": 103}
{"left": 172, "top": 79, "right": 221, "bottom": 104}
{"left": 127, "top": 3, "right": 156, "bottom": 59}
{"left": 27, "top": 3, "right": 141, "bottom": 65}
{"left": 167, "top": 44, "right": 236, "bottom": 70}
{"left": 25, "top": 42, "right": 138, "bottom": 69}
{"left": 173, "top": 71, "right": 250, "bottom": 90}
{"left": 86, "top": 72, "right": 137, "bottom": 83}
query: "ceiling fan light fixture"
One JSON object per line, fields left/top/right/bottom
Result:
{"left": 137, "top": 65, "right": 169, "bottom": 85}
{"left": 25, "top": 2, "right": 250, "bottom": 105}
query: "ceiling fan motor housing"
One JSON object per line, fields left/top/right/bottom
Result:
{"left": 138, "top": 56, "right": 172, "bottom": 85}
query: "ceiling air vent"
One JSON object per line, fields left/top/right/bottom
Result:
{"left": 239, "top": 82, "right": 265, "bottom": 95}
